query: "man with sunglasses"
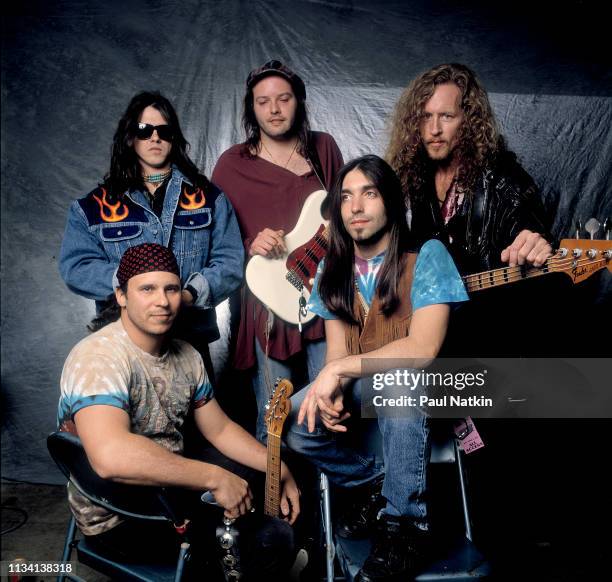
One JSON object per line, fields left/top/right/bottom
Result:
{"left": 59, "top": 91, "right": 244, "bottom": 372}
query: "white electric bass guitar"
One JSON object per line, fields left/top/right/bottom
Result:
{"left": 245, "top": 189, "right": 329, "bottom": 328}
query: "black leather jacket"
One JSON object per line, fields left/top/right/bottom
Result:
{"left": 409, "top": 151, "right": 551, "bottom": 274}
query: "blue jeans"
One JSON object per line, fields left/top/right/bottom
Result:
{"left": 252, "top": 338, "right": 326, "bottom": 443}
{"left": 285, "top": 378, "right": 431, "bottom": 527}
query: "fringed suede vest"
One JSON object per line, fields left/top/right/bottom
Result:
{"left": 345, "top": 253, "right": 417, "bottom": 355}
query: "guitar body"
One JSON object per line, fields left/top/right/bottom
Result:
{"left": 245, "top": 189, "right": 328, "bottom": 326}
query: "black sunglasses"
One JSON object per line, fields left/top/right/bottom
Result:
{"left": 135, "top": 122, "right": 174, "bottom": 142}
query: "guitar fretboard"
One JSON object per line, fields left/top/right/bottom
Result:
{"left": 264, "top": 433, "right": 282, "bottom": 517}
{"left": 462, "top": 244, "right": 610, "bottom": 292}
{"left": 463, "top": 263, "right": 550, "bottom": 292}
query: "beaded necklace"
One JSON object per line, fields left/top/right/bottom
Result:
{"left": 142, "top": 168, "right": 172, "bottom": 185}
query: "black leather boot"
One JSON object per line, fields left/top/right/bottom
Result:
{"left": 355, "top": 513, "right": 429, "bottom": 581}
{"left": 335, "top": 474, "right": 385, "bottom": 539}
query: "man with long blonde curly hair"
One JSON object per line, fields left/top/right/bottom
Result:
{"left": 387, "top": 63, "right": 552, "bottom": 277}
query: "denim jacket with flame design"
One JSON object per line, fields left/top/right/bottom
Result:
{"left": 59, "top": 167, "right": 244, "bottom": 316}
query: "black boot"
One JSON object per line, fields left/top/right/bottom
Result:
{"left": 335, "top": 474, "right": 385, "bottom": 539}
{"left": 355, "top": 514, "right": 429, "bottom": 581}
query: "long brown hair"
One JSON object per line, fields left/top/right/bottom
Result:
{"left": 242, "top": 74, "right": 312, "bottom": 159}
{"left": 386, "top": 63, "right": 505, "bottom": 200}
{"left": 318, "top": 155, "right": 414, "bottom": 324}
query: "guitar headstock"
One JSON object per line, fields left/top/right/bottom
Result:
{"left": 265, "top": 378, "right": 294, "bottom": 438}
{"left": 552, "top": 239, "right": 612, "bottom": 284}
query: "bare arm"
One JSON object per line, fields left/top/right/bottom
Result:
{"left": 298, "top": 304, "right": 450, "bottom": 432}
{"left": 326, "top": 303, "right": 449, "bottom": 377}
{"left": 194, "top": 399, "right": 300, "bottom": 523}
{"left": 323, "top": 317, "right": 350, "bottom": 364}
{"left": 75, "top": 405, "right": 225, "bottom": 488}
{"left": 74, "top": 405, "right": 252, "bottom": 519}
{"left": 194, "top": 399, "right": 269, "bottom": 471}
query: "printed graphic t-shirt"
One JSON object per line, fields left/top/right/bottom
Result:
{"left": 58, "top": 320, "right": 213, "bottom": 535}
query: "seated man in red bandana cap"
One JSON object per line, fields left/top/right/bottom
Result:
{"left": 57, "top": 242, "right": 300, "bottom": 578}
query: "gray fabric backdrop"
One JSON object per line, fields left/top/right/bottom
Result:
{"left": 2, "top": 0, "right": 611, "bottom": 484}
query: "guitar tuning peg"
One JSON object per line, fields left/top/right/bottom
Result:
{"left": 574, "top": 217, "right": 582, "bottom": 239}
{"left": 603, "top": 217, "right": 611, "bottom": 240}
{"left": 585, "top": 218, "right": 600, "bottom": 240}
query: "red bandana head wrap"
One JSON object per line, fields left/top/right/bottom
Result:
{"left": 117, "top": 243, "right": 180, "bottom": 287}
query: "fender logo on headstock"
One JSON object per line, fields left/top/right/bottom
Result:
{"left": 463, "top": 238, "right": 611, "bottom": 293}
{"left": 571, "top": 263, "right": 599, "bottom": 282}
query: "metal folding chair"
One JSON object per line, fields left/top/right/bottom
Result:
{"left": 47, "top": 431, "right": 193, "bottom": 582}
{"left": 318, "top": 420, "right": 491, "bottom": 581}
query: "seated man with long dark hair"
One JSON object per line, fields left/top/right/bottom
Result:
{"left": 286, "top": 155, "right": 468, "bottom": 581}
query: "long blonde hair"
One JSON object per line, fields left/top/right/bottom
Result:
{"left": 386, "top": 63, "right": 504, "bottom": 200}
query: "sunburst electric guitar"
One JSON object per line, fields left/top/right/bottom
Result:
{"left": 245, "top": 189, "right": 329, "bottom": 328}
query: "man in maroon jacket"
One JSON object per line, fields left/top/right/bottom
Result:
{"left": 212, "top": 60, "right": 344, "bottom": 442}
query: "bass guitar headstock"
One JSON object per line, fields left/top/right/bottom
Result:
{"left": 551, "top": 239, "right": 612, "bottom": 284}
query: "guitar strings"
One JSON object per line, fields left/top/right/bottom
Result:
{"left": 287, "top": 235, "right": 609, "bottom": 290}
{"left": 463, "top": 254, "right": 604, "bottom": 281}
{"left": 463, "top": 256, "right": 607, "bottom": 288}
{"left": 286, "top": 232, "right": 329, "bottom": 283}
{"left": 464, "top": 257, "right": 604, "bottom": 285}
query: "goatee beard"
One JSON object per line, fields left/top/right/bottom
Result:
{"left": 354, "top": 224, "right": 388, "bottom": 249}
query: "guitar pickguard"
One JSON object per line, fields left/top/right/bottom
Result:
{"left": 246, "top": 189, "right": 329, "bottom": 325}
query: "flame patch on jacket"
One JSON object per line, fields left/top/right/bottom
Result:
{"left": 78, "top": 188, "right": 148, "bottom": 226}
{"left": 179, "top": 186, "right": 206, "bottom": 210}
{"left": 93, "top": 188, "right": 129, "bottom": 222}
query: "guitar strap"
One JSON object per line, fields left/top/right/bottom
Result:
{"left": 306, "top": 139, "right": 326, "bottom": 190}
{"left": 306, "top": 138, "right": 331, "bottom": 220}
{"left": 465, "top": 170, "right": 489, "bottom": 267}
{"left": 263, "top": 310, "right": 275, "bottom": 398}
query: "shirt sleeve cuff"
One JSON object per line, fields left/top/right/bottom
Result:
{"left": 184, "top": 272, "right": 211, "bottom": 308}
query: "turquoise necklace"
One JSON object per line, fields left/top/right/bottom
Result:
{"left": 143, "top": 168, "right": 171, "bottom": 185}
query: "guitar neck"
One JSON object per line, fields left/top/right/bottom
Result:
{"left": 463, "top": 262, "right": 550, "bottom": 292}
{"left": 463, "top": 239, "right": 612, "bottom": 292}
{"left": 264, "top": 433, "right": 282, "bottom": 517}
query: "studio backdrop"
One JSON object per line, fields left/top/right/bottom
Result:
{"left": 2, "top": 0, "right": 611, "bottom": 484}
